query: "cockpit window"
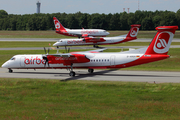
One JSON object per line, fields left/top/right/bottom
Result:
{"left": 59, "top": 40, "right": 63, "bottom": 42}
{"left": 10, "top": 57, "right": 15, "bottom": 60}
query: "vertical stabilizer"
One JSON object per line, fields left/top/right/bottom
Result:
{"left": 53, "top": 17, "right": 67, "bottom": 32}
{"left": 145, "top": 26, "right": 178, "bottom": 55}
{"left": 125, "top": 24, "right": 141, "bottom": 40}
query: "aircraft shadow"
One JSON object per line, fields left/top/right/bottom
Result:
{"left": 59, "top": 69, "right": 175, "bottom": 82}
{"left": 11, "top": 69, "right": 176, "bottom": 82}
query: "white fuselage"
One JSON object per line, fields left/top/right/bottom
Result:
{"left": 53, "top": 36, "right": 126, "bottom": 46}
{"left": 2, "top": 50, "right": 145, "bottom": 69}
{"left": 66, "top": 29, "right": 110, "bottom": 37}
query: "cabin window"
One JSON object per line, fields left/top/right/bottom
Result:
{"left": 10, "top": 57, "right": 15, "bottom": 60}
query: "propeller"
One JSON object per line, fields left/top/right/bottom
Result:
{"left": 43, "top": 47, "right": 50, "bottom": 67}
{"left": 65, "top": 46, "right": 71, "bottom": 53}
{"left": 68, "top": 47, "right": 70, "bottom": 53}
{"left": 42, "top": 55, "right": 50, "bottom": 67}
{"left": 44, "top": 47, "right": 50, "bottom": 54}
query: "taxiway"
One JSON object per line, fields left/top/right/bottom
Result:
{"left": 0, "top": 68, "right": 180, "bottom": 83}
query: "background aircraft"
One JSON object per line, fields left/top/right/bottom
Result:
{"left": 53, "top": 24, "right": 141, "bottom": 48}
{"left": 53, "top": 17, "right": 110, "bottom": 38}
{"left": 2, "top": 25, "right": 178, "bottom": 76}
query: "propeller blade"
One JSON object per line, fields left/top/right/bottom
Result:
{"left": 44, "top": 47, "right": 46, "bottom": 54}
{"left": 65, "top": 46, "right": 67, "bottom": 53}
{"left": 68, "top": 48, "right": 70, "bottom": 53}
{"left": 48, "top": 48, "right": 50, "bottom": 54}
{"left": 44, "top": 61, "right": 47, "bottom": 67}
{"left": 42, "top": 55, "right": 48, "bottom": 67}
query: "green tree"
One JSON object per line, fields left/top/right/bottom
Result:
{"left": 67, "top": 15, "right": 79, "bottom": 29}
{"left": 0, "top": 10, "right": 8, "bottom": 18}
{"left": 109, "top": 13, "right": 120, "bottom": 30}
{"left": 152, "top": 15, "right": 161, "bottom": 28}
{"left": 89, "top": 13, "right": 102, "bottom": 29}
{"left": 79, "top": 13, "right": 89, "bottom": 29}
{"left": 141, "top": 17, "right": 153, "bottom": 30}
{"left": 120, "top": 12, "right": 129, "bottom": 30}
{"left": 176, "top": 9, "right": 180, "bottom": 28}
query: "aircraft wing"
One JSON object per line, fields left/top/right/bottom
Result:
{"left": 115, "top": 34, "right": 127, "bottom": 38}
{"left": 52, "top": 54, "right": 74, "bottom": 58}
{"left": 44, "top": 48, "right": 107, "bottom": 65}
{"left": 71, "top": 48, "right": 107, "bottom": 54}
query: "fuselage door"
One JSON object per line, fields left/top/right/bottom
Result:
{"left": 110, "top": 55, "right": 115, "bottom": 66}
{"left": 20, "top": 57, "right": 25, "bottom": 67}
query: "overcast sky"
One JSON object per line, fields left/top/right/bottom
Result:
{"left": 0, "top": 0, "right": 180, "bottom": 15}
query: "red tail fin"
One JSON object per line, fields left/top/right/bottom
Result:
{"left": 145, "top": 26, "right": 178, "bottom": 55}
{"left": 125, "top": 24, "right": 141, "bottom": 40}
{"left": 53, "top": 17, "right": 66, "bottom": 32}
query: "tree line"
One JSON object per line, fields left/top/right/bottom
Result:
{"left": 0, "top": 9, "right": 180, "bottom": 31}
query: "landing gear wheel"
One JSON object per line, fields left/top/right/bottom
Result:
{"left": 9, "top": 69, "right": 13, "bottom": 73}
{"left": 88, "top": 69, "right": 94, "bottom": 73}
{"left": 69, "top": 71, "right": 76, "bottom": 77}
{"left": 93, "top": 45, "right": 99, "bottom": 48}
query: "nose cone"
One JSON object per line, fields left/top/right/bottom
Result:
{"left": 106, "top": 32, "right": 110, "bottom": 35}
{"left": 1, "top": 61, "right": 9, "bottom": 68}
{"left": 53, "top": 42, "right": 59, "bottom": 46}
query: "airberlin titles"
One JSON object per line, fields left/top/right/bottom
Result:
{"left": 23, "top": 56, "right": 78, "bottom": 65}
{"left": 24, "top": 57, "right": 45, "bottom": 65}
{"left": 81, "top": 30, "right": 99, "bottom": 34}
{"left": 67, "top": 40, "right": 85, "bottom": 44}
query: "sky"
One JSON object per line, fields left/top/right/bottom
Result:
{"left": 0, "top": 0, "right": 180, "bottom": 15}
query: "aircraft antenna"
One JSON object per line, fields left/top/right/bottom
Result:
{"left": 123, "top": 8, "right": 125, "bottom": 12}
{"left": 127, "top": 8, "right": 130, "bottom": 13}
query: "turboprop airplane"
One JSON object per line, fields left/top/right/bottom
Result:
{"left": 53, "top": 17, "right": 110, "bottom": 38}
{"left": 1, "top": 25, "right": 178, "bottom": 77}
{"left": 53, "top": 24, "right": 141, "bottom": 48}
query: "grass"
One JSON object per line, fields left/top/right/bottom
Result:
{"left": 0, "top": 78, "right": 180, "bottom": 119}
{"left": 1, "top": 30, "right": 180, "bottom": 38}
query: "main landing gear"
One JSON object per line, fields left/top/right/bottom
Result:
{"left": 8, "top": 68, "right": 13, "bottom": 73}
{"left": 68, "top": 64, "right": 94, "bottom": 77}
{"left": 69, "top": 71, "right": 76, "bottom": 77}
{"left": 93, "top": 45, "right": 99, "bottom": 48}
{"left": 69, "top": 64, "right": 76, "bottom": 77}
{"left": 88, "top": 69, "right": 94, "bottom": 73}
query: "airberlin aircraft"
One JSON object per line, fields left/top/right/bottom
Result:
{"left": 2, "top": 26, "right": 178, "bottom": 77}
{"left": 53, "top": 24, "right": 141, "bottom": 48}
{"left": 53, "top": 17, "right": 110, "bottom": 37}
